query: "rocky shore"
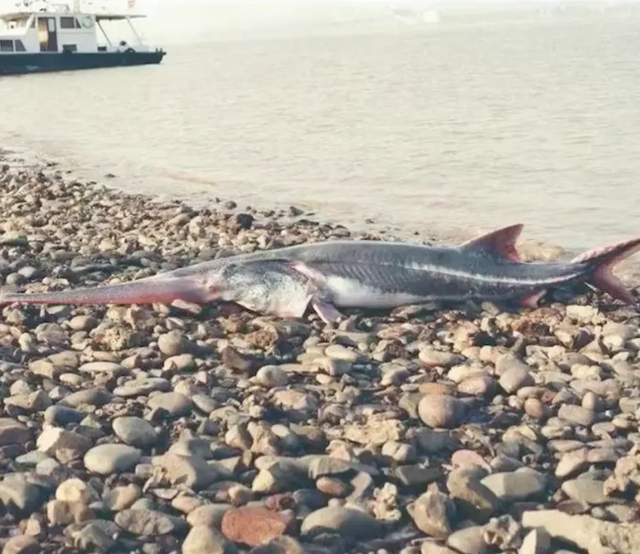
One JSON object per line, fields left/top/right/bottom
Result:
{"left": 1, "top": 153, "right": 640, "bottom": 554}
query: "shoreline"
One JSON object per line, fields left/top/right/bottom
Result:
{"left": 1, "top": 151, "right": 640, "bottom": 554}
{"left": 4, "top": 144, "right": 640, "bottom": 281}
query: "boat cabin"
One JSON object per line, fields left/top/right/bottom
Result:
{"left": 0, "top": 3, "right": 152, "bottom": 55}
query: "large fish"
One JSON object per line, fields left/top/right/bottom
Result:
{"left": 1, "top": 224, "right": 639, "bottom": 323}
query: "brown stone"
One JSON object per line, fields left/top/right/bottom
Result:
{"left": 221, "top": 506, "right": 293, "bottom": 546}
{"left": 418, "top": 382, "right": 456, "bottom": 396}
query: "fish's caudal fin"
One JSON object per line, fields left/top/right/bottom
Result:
{"left": 459, "top": 224, "right": 524, "bottom": 262}
{"left": 0, "top": 276, "right": 216, "bottom": 307}
{"left": 570, "top": 237, "right": 640, "bottom": 305}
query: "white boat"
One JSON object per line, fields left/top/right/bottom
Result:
{"left": 0, "top": 0, "right": 166, "bottom": 76}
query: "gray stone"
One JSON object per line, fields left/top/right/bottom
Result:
{"left": 557, "top": 404, "right": 595, "bottom": 427}
{"left": 147, "top": 392, "right": 192, "bottom": 417}
{"left": 300, "top": 506, "right": 384, "bottom": 540}
{"left": 112, "top": 417, "right": 158, "bottom": 449}
{"left": 84, "top": 444, "right": 142, "bottom": 475}
{"left": 114, "top": 508, "right": 187, "bottom": 536}
{"left": 409, "top": 488, "right": 452, "bottom": 539}
{"left": 561, "top": 479, "right": 609, "bottom": 505}
{"left": 480, "top": 469, "right": 547, "bottom": 502}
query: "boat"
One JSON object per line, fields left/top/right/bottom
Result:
{"left": 391, "top": 7, "right": 440, "bottom": 25}
{"left": 0, "top": 0, "right": 166, "bottom": 76}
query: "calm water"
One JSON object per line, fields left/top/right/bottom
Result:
{"left": 1, "top": 1, "right": 640, "bottom": 253}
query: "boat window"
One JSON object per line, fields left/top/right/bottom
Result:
{"left": 14, "top": 40, "right": 26, "bottom": 52}
{"left": 63, "top": 44, "right": 77, "bottom": 52}
{"left": 8, "top": 18, "right": 28, "bottom": 28}
{"left": 0, "top": 40, "right": 14, "bottom": 52}
{"left": 60, "top": 16, "right": 79, "bottom": 29}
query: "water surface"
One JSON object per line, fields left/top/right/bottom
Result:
{"left": 1, "top": 1, "right": 639, "bottom": 254}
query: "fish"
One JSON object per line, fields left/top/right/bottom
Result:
{"left": 1, "top": 224, "right": 639, "bottom": 323}
{"left": 0, "top": 258, "right": 320, "bottom": 320}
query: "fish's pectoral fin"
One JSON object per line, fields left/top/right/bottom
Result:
{"left": 459, "top": 224, "right": 524, "bottom": 263}
{"left": 519, "top": 289, "right": 547, "bottom": 308}
{"left": 286, "top": 260, "right": 327, "bottom": 284}
{"left": 311, "top": 298, "right": 345, "bottom": 325}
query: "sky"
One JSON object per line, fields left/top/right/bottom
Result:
{"left": 1, "top": 0, "right": 633, "bottom": 45}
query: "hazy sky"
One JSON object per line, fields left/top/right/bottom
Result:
{"left": 1, "top": 0, "right": 626, "bottom": 45}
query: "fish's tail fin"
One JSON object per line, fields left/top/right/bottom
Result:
{"left": 0, "top": 275, "right": 214, "bottom": 307}
{"left": 570, "top": 237, "right": 640, "bottom": 304}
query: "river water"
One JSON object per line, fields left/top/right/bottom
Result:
{"left": 1, "top": 0, "right": 640, "bottom": 254}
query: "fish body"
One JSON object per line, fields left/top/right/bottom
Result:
{"left": 1, "top": 224, "right": 639, "bottom": 322}
{"left": 245, "top": 240, "right": 584, "bottom": 307}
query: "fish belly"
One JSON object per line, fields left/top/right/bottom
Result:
{"left": 325, "top": 275, "right": 428, "bottom": 308}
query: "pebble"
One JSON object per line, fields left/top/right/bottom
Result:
{"left": 182, "top": 526, "right": 231, "bottom": 554}
{"left": 84, "top": 444, "right": 142, "bottom": 475}
{"left": 1, "top": 536, "right": 40, "bottom": 554}
{"left": 300, "top": 506, "right": 384, "bottom": 539}
{"left": 418, "top": 394, "right": 466, "bottom": 429}
{"left": 561, "top": 478, "right": 609, "bottom": 505}
{"left": 114, "top": 508, "right": 187, "bottom": 535}
{"left": 481, "top": 469, "right": 547, "bottom": 502}
{"left": 147, "top": 392, "right": 193, "bottom": 417}
{"left": 410, "top": 488, "right": 452, "bottom": 538}
{"left": 221, "top": 506, "right": 293, "bottom": 546}
{"left": 1, "top": 159, "right": 640, "bottom": 554}
{"left": 255, "top": 365, "right": 289, "bottom": 388}
{"left": 112, "top": 416, "right": 159, "bottom": 448}
{"left": 557, "top": 404, "right": 596, "bottom": 427}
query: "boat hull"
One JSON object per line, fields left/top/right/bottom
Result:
{"left": 0, "top": 51, "right": 165, "bottom": 76}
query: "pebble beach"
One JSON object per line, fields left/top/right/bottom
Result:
{"left": 1, "top": 150, "right": 640, "bottom": 554}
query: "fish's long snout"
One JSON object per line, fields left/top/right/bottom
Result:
{"left": 570, "top": 237, "right": 640, "bottom": 304}
{"left": 0, "top": 275, "right": 215, "bottom": 307}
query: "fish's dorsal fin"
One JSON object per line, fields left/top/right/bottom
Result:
{"left": 458, "top": 224, "right": 524, "bottom": 262}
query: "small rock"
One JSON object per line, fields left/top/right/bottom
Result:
{"left": 55, "top": 478, "right": 97, "bottom": 504}
{"left": 0, "top": 419, "right": 32, "bottom": 446}
{"left": 558, "top": 404, "right": 595, "bottom": 427}
{"left": 499, "top": 361, "right": 535, "bottom": 394}
{"left": 300, "top": 506, "right": 384, "bottom": 540}
{"left": 481, "top": 470, "right": 547, "bottom": 502}
{"left": 447, "top": 525, "right": 488, "bottom": 554}
{"left": 2, "top": 535, "right": 40, "bottom": 554}
{"left": 147, "top": 392, "right": 192, "bottom": 417}
{"left": 419, "top": 349, "right": 462, "bottom": 368}
{"left": 410, "top": 488, "right": 452, "bottom": 539}
{"left": 84, "top": 444, "right": 142, "bottom": 475}
{"left": 112, "top": 417, "right": 158, "bottom": 449}
{"left": 114, "top": 508, "right": 187, "bottom": 536}
{"left": 103, "top": 484, "right": 142, "bottom": 511}
{"left": 255, "top": 366, "right": 289, "bottom": 388}
{"left": 183, "top": 525, "right": 231, "bottom": 554}
{"left": 221, "top": 506, "right": 292, "bottom": 546}
{"left": 187, "top": 504, "right": 234, "bottom": 528}
{"left": 418, "top": 394, "right": 465, "bottom": 429}
{"left": 561, "top": 479, "right": 609, "bottom": 505}
{"left": 519, "top": 528, "right": 551, "bottom": 554}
